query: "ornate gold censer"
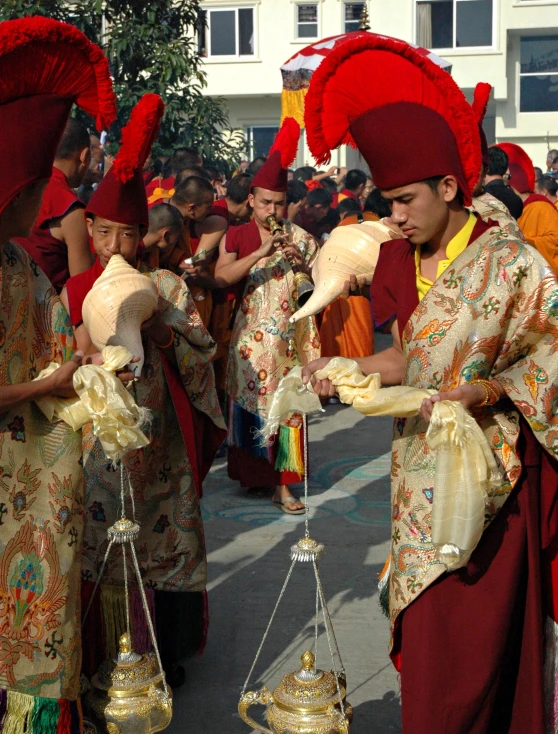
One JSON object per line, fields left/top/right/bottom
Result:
{"left": 238, "top": 417, "right": 351, "bottom": 733}
{"left": 87, "top": 633, "right": 172, "bottom": 734}
{"left": 82, "top": 468, "right": 172, "bottom": 733}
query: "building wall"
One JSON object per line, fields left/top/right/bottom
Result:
{"left": 200, "top": 0, "right": 558, "bottom": 172}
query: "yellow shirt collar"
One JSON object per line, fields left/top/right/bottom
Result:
{"left": 415, "top": 212, "right": 476, "bottom": 301}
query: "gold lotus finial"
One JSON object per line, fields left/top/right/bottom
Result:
{"left": 301, "top": 650, "right": 315, "bottom": 671}
{"left": 119, "top": 632, "right": 132, "bottom": 655}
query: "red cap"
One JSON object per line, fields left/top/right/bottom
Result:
{"left": 493, "top": 142, "right": 535, "bottom": 194}
{"left": 251, "top": 117, "right": 300, "bottom": 193}
{"left": 0, "top": 17, "right": 116, "bottom": 215}
{"left": 304, "top": 34, "right": 481, "bottom": 206}
{"left": 87, "top": 94, "right": 165, "bottom": 228}
{"left": 471, "top": 82, "right": 492, "bottom": 169}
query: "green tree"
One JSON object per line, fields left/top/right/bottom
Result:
{"left": 0, "top": 0, "right": 246, "bottom": 169}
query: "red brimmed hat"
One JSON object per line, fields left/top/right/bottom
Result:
{"left": 87, "top": 94, "right": 165, "bottom": 227}
{"left": 250, "top": 117, "right": 300, "bottom": 193}
{"left": 304, "top": 34, "right": 481, "bottom": 205}
{"left": 493, "top": 142, "right": 535, "bottom": 194}
{"left": 0, "top": 17, "right": 116, "bottom": 215}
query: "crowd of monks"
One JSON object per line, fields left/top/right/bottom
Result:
{"left": 2, "top": 16, "right": 558, "bottom": 734}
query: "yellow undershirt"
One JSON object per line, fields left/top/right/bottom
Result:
{"left": 415, "top": 212, "right": 476, "bottom": 301}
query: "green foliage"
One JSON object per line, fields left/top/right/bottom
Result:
{"left": 0, "top": 0, "right": 246, "bottom": 167}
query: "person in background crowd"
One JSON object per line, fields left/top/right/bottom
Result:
{"left": 287, "top": 168, "right": 295, "bottom": 181}
{"left": 365, "top": 188, "right": 393, "bottom": 219}
{"left": 143, "top": 202, "right": 184, "bottom": 266}
{"left": 16, "top": 117, "right": 93, "bottom": 291}
{"left": 550, "top": 156, "right": 558, "bottom": 178}
{"left": 338, "top": 168, "right": 367, "bottom": 203}
{"left": 287, "top": 179, "right": 308, "bottom": 222}
{"left": 496, "top": 142, "right": 558, "bottom": 274}
{"left": 296, "top": 187, "right": 338, "bottom": 240}
{"left": 213, "top": 172, "right": 252, "bottom": 224}
{"left": 534, "top": 166, "right": 543, "bottom": 181}
{"left": 247, "top": 156, "right": 267, "bottom": 176}
{"left": 215, "top": 120, "right": 320, "bottom": 514}
{"left": 336, "top": 197, "right": 363, "bottom": 222}
{"left": 205, "top": 164, "right": 227, "bottom": 198}
{"left": 545, "top": 149, "right": 558, "bottom": 173}
{"left": 360, "top": 176, "right": 374, "bottom": 208}
{"left": 320, "top": 175, "right": 341, "bottom": 207}
{"left": 0, "top": 17, "right": 119, "bottom": 728}
{"left": 146, "top": 146, "right": 203, "bottom": 197}
{"left": 239, "top": 159, "right": 249, "bottom": 173}
{"left": 483, "top": 146, "right": 524, "bottom": 220}
{"left": 302, "top": 34, "right": 558, "bottom": 732}
{"left": 536, "top": 174, "right": 558, "bottom": 211}
{"left": 293, "top": 165, "right": 316, "bottom": 183}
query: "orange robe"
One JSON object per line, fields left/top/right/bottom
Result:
{"left": 518, "top": 194, "right": 558, "bottom": 275}
{"left": 319, "top": 213, "right": 376, "bottom": 357}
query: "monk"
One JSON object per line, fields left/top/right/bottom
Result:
{"left": 142, "top": 202, "right": 183, "bottom": 267}
{"left": 215, "top": 119, "right": 320, "bottom": 514}
{"left": 145, "top": 145, "right": 202, "bottom": 198}
{"left": 16, "top": 117, "right": 93, "bottom": 291}
{"left": 495, "top": 142, "right": 558, "bottom": 275}
{"left": 60, "top": 95, "right": 225, "bottom": 688}
{"left": 302, "top": 36, "right": 558, "bottom": 733}
{"left": 0, "top": 17, "right": 119, "bottom": 728}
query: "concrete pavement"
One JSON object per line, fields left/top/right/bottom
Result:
{"left": 171, "top": 350, "right": 401, "bottom": 732}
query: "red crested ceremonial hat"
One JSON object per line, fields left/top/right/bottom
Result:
{"left": 494, "top": 142, "right": 535, "bottom": 194}
{"left": 87, "top": 94, "right": 165, "bottom": 228}
{"left": 304, "top": 34, "right": 481, "bottom": 205}
{"left": 471, "top": 82, "right": 492, "bottom": 169}
{"left": 0, "top": 16, "right": 116, "bottom": 215}
{"left": 250, "top": 117, "right": 300, "bottom": 193}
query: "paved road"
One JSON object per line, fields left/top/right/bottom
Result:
{"left": 171, "top": 358, "right": 402, "bottom": 733}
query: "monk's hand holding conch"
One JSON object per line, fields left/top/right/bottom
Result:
{"left": 419, "top": 383, "right": 497, "bottom": 423}
{"left": 342, "top": 274, "right": 371, "bottom": 300}
{"left": 301, "top": 357, "right": 336, "bottom": 399}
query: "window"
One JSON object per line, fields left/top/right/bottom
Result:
{"left": 246, "top": 126, "right": 279, "bottom": 159}
{"left": 520, "top": 36, "right": 558, "bottom": 112}
{"left": 296, "top": 4, "right": 318, "bottom": 39}
{"left": 416, "top": 0, "right": 493, "bottom": 49}
{"left": 205, "top": 7, "right": 254, "bottom": 58}
{"left": 344, "top": 3, "right": 365, "bottom": 33}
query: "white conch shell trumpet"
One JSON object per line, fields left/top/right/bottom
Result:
{"left": 82, "top": 254, "right": 158, "bottom": 376}
{"left": 290, "top": 220, "right": 399, "bottom": 323}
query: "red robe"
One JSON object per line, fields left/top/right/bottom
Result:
{"left": 372, "top": 216, "right": 558, "bottom": 733}
{"left": 15, "top": 166, "right": 83, "bottom": 292}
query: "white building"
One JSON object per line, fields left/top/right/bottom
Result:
{"left": 198, "top": 0, "right": 558, "bottom": 173}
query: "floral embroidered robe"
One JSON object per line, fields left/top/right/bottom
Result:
{"left": 0, "top": 242, "right": 82, "bottom": 702}
{"left": 388, "top": 225, "right": 558, "bottom": 637}
{"left": 81, "top": 267, "right": 225, "bottom": 593}
{"left": 226, "top": 221, "right": 320, "bottom": 485}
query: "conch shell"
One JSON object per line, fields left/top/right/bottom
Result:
{"left": 290, "top": 220, "right": 399, "bottom": 322}
{"left": 82, "top": 255, "right": 158, "bottom": 376}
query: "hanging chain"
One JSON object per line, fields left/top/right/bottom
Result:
{"left": 81, "top": 538, "right": 115, "bottom": 628}
{"left": 122, "top": 544, "right": 131, "bottom": 640}
{"left": 303, "top": 417, "right": 310, "bottom": 538}
{"left": 241, "top": 559, "right": 297, "bottom": 696}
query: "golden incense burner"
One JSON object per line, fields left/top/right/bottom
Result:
{"left": 86, "top": 633, "right": 172, "bottom": 733}
{"left": 239, "top": 650, "right": 352, "bottom": 734}
{"left": 266, "top": 214, "right": 315, "bottom": 309}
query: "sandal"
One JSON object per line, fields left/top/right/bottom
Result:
{"left": 272, "top": 496, "right": 306, "bottom": 515}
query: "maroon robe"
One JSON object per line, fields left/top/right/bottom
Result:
{"left": 15, "top": 166, "right": 83, "bottom": 292}
{"left": 372, "top": 217, "right": 558, "bottom": 733}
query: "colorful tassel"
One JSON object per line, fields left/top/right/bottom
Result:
{"left": 56, "top": 699, "right": 71, "bottom": 734}
{"left": 275, "top": 424, "right": 304, "bottom": 475}
{"left": 28, "top": 697, "right": 59, "bottom": 733}
{"left": 378, "top": 554, "right": 391, "bottom": 619}
{"left": 0, "top": 689, "right": 7, "bottom": 729}
{"left": 228, "top": 400, "right": 273, "bottom": 461}
{"left": 3, "top": 691, "right": 34, "bottom": 734}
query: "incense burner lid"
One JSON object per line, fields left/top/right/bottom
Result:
{"left": 272, "top": 651, "right": 345, "bottom": 713}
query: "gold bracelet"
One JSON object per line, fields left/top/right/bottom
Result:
{"left": 470, "top": 379, "right": 500, "bottom": 406}
{"left": 156, "top": 326, "right": 174, "bottom": 350}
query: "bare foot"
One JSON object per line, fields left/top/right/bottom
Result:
{"left": 272, "top": 485, "right": 305, "bottom": 514}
